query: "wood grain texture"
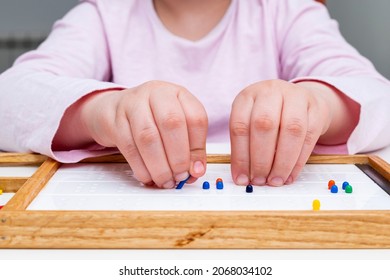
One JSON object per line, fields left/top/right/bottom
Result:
{"left": 0, "top": 152, "right": 389, "bottom": 249}
{"left": 0, "top": 178, "right": 28, "bottom": 193}
{"left": 79, "top": 154, "right": 232, "bottom": 164}
{"left": 79, "top": 154, "right": 373, "bottom": 165}
{"left": 0, "top": 210, "right": 389, "bottom": 249}
{"left": 207, "top": 154, "right": 373, "bottom": 165}
{"left": 0, "top": 153, "right": 375, "bottom": 165}
{"left": 0, "top": 153, "right": 47, "bottom": 166}
{"left": 1, "top": 159, "right": 61, "bottom": 211}
{"left": 307, "top": 154, "right": 369, "bottom": 164}
{"left": 80, "top": 154, "right": 127, "bottom": 163}
{"left": 368, "top": 155, "right": 390, "bottom": 181}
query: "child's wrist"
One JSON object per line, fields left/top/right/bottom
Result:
{"left": 53, "top": 88, "right": 125, "bottom": 151}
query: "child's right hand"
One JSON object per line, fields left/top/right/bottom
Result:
{"left": 70, "top": 81, "right": 208, "bottom": 188}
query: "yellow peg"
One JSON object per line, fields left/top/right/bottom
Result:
{"left": 312, "top": 199, "right": 320, "bottom": 211}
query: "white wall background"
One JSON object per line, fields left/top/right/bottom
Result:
{"left": 0, "top": 0, "right": 389, "bottom": 78}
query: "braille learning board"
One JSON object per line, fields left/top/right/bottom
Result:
{"left": 27, "top": 163, "right": 390, "bottom": 211}
{"left": 0, "top": 153, "right": 390, "bottom": 249}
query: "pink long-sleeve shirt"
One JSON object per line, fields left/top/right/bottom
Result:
{"left": 1, "top": 0, "right": 390, "bottom": 163}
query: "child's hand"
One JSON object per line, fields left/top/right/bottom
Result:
{"left": 230, "top": 79, "right": 333, "bottom": 186}
{"left": 80, "top": 81, "right": 208, "bottom": 188}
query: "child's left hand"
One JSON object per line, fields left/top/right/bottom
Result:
{"left": 230, "top": 79, "right": 333, "bottom": 186}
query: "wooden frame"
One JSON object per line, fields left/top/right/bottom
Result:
{"left": 0, "top": 153, "right": 389, "bottom": 249}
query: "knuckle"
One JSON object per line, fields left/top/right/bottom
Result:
{"left": 238, "top": 87, "right": 253, "bottom": 99}
{"left": 231, "top": 121, "right": 250, "bottom": 137}
{"left": 284, "top": 118, "right": 305, "bottom": 137}
{"left": 256, "top": 79, "right": 282, "bottom": 93}
{"left": 175, "top": 84, "right": 189, "bottom": 94}
{"left": 160, "top": 113, "right": 185, "bottom": 130}
{"left": 143, "top": 80, "right": 167, "bottom": 90}
{"left": 143, "top": 80, "right": 184, "bottom": 94}
{"left": 136, "top": 126, "right": 160, "bottom": 146}
{"left": 235, "top": 86, "right": 255, "bottom": 101}
{"left": 237, "top": 79, "right": 285, "bottom": 101}
{"left": 253, "top": 115, "right": 277, "bottom": 132}
{"left": 188, "top": 114, "right": 208, "bottom": 129}
{"left": 304, "top": 129, "right": 318, "bottom": 146}
{"left": 120, "top": 142, "right": 139, "bottom": 157}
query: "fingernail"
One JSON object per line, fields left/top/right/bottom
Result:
{"left": 193, "top": 161, "right": 204, "bottom": 174}
{"left": 269, "top": 177, "right": 284, "bottom": 186}
{"left": 252, "top": 177, "right": 266, "bottom": 186}
{"left": 236, "top": 174, "right": 249, "bottom": 185}
{"left": 285, "top": 176, "right": 293, "bottom": 185}
{"left": 162, "top": 180, "right": 175, "bottom": 189}
{"left": 175, "top": 172, "right": 190, "bottom": 182}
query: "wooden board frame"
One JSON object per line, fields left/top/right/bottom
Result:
{"left": 0, "top": 153, "right": 389, "bottom": 249}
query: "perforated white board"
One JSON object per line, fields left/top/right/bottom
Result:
{"left": 27, "top": 163, "right": 390, "bottom": 211}
{"left": 0, "top": 166, "right": 37, "bottom": 177}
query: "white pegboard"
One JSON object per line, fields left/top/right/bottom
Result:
{"left": 0, "top": 166, "right": 37, "bottom": 177}
{"left": 26, "top": 163, "right": 390, "bottom": 211}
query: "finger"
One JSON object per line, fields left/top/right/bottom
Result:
{"left": 230, "top": 93, "right": 253, "bottom": 186}
{"left": 150, "top": 91, "right": 191, "bottom": 182}
{"left": 267, "top": 92, "right": 308, "bottom": 186}
{"left": 250, "top": 92, "right": 282, "bottom": 186}
{"left": 130, "top": 101, "right": 175, "bottom": 188}
{"left": 178, "top": 91, "right": 208, "bottom": 179}
{"left": 114, "top": 116, "right": 153, "bottom": 185}
{"left": 286, "top": 104, "right": 323, "bottom": 184}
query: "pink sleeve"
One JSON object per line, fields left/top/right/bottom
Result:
{"left": 0, "top": 2, "right": 123, "bottom": 162}
{"left": 270, "top": 0, "right": 390, "bottom": 154}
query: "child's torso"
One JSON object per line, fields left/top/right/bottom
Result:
{"left": 97, "top": 0, "right": 280, "bottom": 141}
